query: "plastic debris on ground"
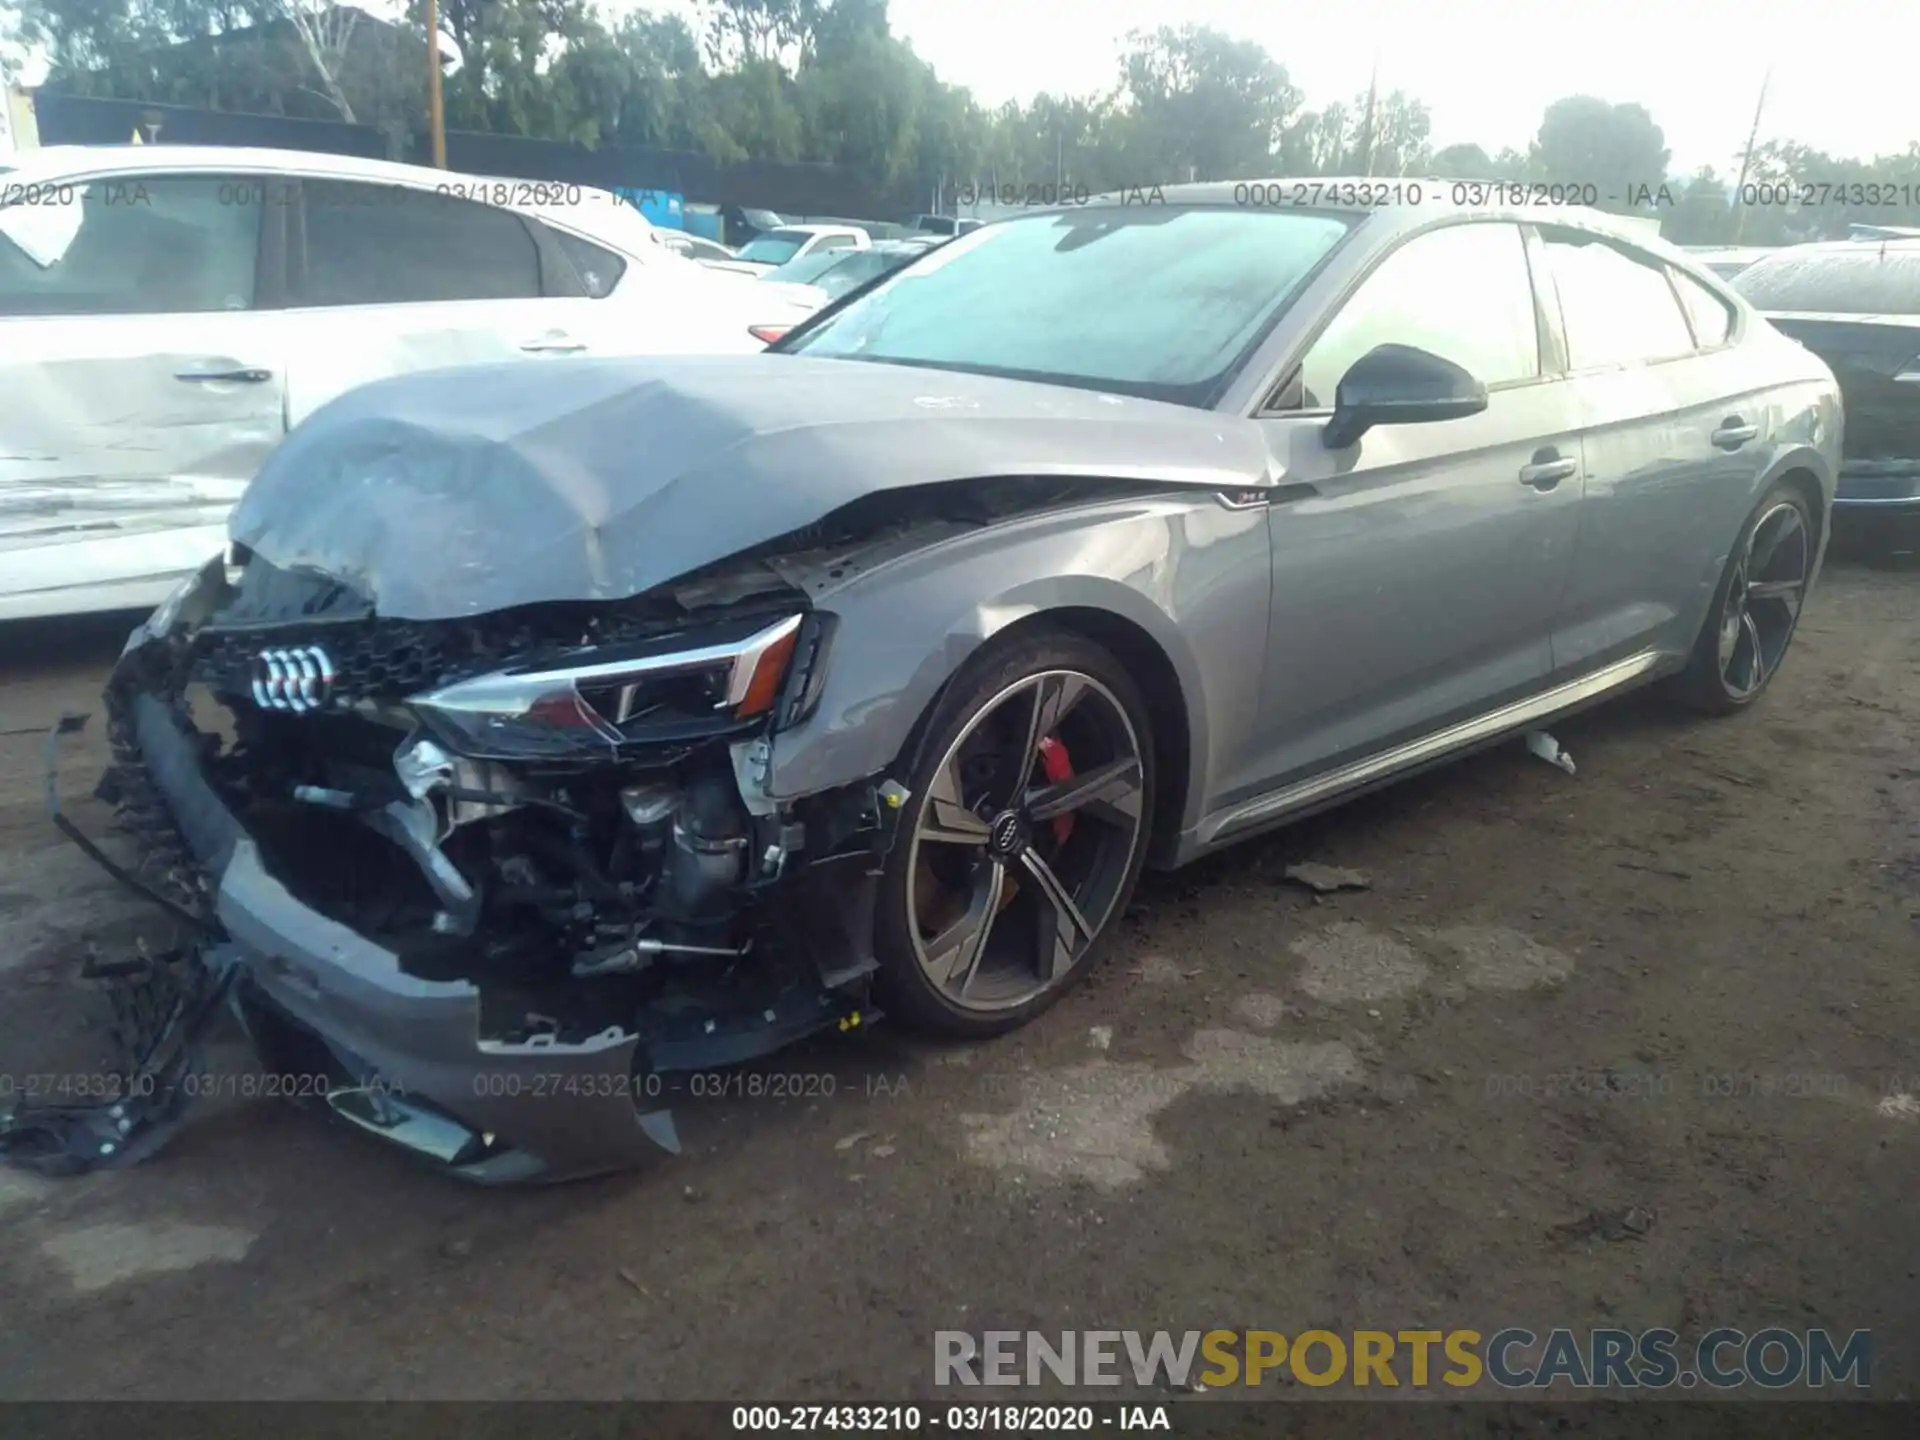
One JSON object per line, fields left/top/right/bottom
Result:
{"left": 1525, "top": 730, "right": 1577, "bottom": 775}
{"left": 1282, "top": 862, "right": 1372, "bottom": 895}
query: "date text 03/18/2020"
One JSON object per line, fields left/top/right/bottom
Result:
{"left": 729, "top": 1404, "right": 1170, "bottom": 1432}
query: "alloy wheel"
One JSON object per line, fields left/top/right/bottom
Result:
{"left": 1716, "top": 500, "right": 1812, "bottom": 700}
{"left": 905, "top": 669, "right": 1146, "bottom": 1012}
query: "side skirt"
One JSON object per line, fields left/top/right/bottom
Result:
{"left": 1183, "top": 649, "right": 1672, "bottom": 860}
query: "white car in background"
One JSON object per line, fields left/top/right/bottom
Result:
{"left": 654, "top": 230, "right": 743, "bottom": 266}
{"left": 759, "top": 237, "right": 946, "bottom": 307}
{"left": 726, "top": 223, "right": 871, "bottom": 275}
{"left": 0, "top": 146, "right": 821, "bottom": 621}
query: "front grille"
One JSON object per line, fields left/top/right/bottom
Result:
{"left": 190, "top": 620, "right": 482, "bottom": 707}
{"left": 188, "top": 609, "right": 729, "bottom": 709}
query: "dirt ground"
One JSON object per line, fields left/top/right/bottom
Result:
{"left": 0, "top": 550, "right": 1915, "bottom": 1405}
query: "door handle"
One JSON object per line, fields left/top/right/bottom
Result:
{"left": 175, "top": 367, "right": 273, "bottom": 384}
{"left": 519, "top": 336, "right": 588, "bottom": 354}
{"left": 1518, "top": 456, "right": 1578, "bottom": 490}
{"left": 1712, "top": 419, "right": 1758, "bottom": 449}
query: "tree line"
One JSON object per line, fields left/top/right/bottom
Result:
{"left": 4, "top": 0, "right": 1916, "bottom": 242}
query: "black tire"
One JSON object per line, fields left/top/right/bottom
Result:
{"left": 871, "top": 627, "right": 1157, "bottom": 1038}
{"left": 1667, "top": 481, "right": 1816, "bottom": 715}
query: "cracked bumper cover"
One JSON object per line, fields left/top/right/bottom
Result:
{"left": 123, "top": 688, "right": 679, "bottom": 1183}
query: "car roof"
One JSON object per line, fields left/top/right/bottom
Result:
{"left": 4, "top": 144, "right": 658, "bottom": 256}
{"left": 12, "top": 143, "right": 465, "bottom": 187}
{"left": 773, "top": 223, "right": 865, "bottom": 236}
{"left": 1047, "top": 176, "right": 1695, "bottom": 263}
{"left": 1755, "top": 237, "right": 1920, "bottom": 258}
{"left": 1732, "top": 238, "right": 1920, "bottom": 315}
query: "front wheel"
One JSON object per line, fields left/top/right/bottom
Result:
{"left": 1669, "top": 482, "right": 1816, "bottom": 714}
{"left": 871, "top": 629, "right": 1156, "bottom": 1038}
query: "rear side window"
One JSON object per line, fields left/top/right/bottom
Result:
{"left": 1671, "top": 269, "right": 1734, "bottom": 348}
{"left": 1540, "top": 233, "right": 1696, "bottom": 369}
{"left": 549, "top": 228, "right": 626, "bottom": 298}
{"left": 289, "top": 180, "right": 542, "bottom": 306}
{"left": 0, "top": 174, "right": 261, "bottom": 316}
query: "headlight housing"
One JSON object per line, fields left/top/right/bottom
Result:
{"left": 134, "top": 553, "right": 227, "bottom": 647}
{"left": 407, "top": 613, "right": 815, "bottom": 761}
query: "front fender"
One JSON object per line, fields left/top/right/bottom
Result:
{"left": 764, "top": 496, "right": 1272, "bottom": 845}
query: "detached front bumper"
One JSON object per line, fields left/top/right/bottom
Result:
{"left": 116, "top": 688, "right": 677, "bottom": 1183}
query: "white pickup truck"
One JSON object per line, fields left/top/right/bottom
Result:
{"left": 725, "top": 223, "right": 872, "bottom": 276}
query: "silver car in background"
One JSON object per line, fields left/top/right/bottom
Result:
{"left": 43, "top": 181, "right": 1839, "bottom": 1183}
{"left": 0, "top": 146, "right": 818, "bottom": 621}
{"left": 758, "top": 236, "right": 943, "bottom": 305}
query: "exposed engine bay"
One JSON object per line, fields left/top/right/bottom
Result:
{"left": 2, "top": 470, "right": 1143, "bottom": 1183}
{"left": 183, "top": 564, "right": 855, "bottom": 1008}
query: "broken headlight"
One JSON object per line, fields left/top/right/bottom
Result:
{"left": 406, "top": 614, "right": 808, "bottom": 760}
{"left": 130, "top": 553, "right": 228, "bottom": 650}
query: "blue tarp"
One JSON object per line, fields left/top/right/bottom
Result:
{"left": 609, "top": 188, "right": 684, "bottom": 229}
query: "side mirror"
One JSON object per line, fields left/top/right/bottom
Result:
{"left": 1322, "top": 343, "right": 1490, "bottom": 450}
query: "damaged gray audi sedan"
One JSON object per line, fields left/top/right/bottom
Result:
{"left": 21, "top": 181, "right": 1841, "bottom": 1182}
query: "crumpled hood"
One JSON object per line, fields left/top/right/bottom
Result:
{"left": 228, "top": 354, "right": 1272, "bottom": 619}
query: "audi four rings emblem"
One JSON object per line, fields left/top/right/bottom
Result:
{"left": 250, "top": 645, "right": 336, "bottom": 712}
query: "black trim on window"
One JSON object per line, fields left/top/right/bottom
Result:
{"left": 252, "top": 177, "right": 292, "bottom": 310}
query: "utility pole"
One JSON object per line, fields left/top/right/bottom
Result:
{"left": 426, "top": 0, "right": 447, "bottom": 168}
{"left": 1730, "top": 66, "right": 1771, "bottom": 243}
{"left": 1356, "top": 53, "right": 1380, "bottom": 176}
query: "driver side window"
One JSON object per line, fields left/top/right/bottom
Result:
{"left": 1290, "top": 222, "right": 1542, "bottom": 409}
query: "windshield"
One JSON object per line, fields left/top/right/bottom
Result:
{"left": 1734, "top": 246, "right": 1920, "bottom": 315}
{"left": 780, "top": 207, "right": 1357, "bottom": 404}
{"left": 763, "top": 251, "right": 846, "bottom": 284}
{"left": 808, "top": 251, "right": 905, "bottom": 301}
{"left": 738, "top": 229, "right": 814, "bottom": 265}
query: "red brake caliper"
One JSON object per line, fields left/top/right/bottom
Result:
{"left": 1036, "top": 735, "right": 1075, "bottom": 846}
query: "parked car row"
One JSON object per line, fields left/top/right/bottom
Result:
{"left": 0, "top": 146, "right": 825, "bottom": 621}
{"left": 35, "top": 177, "right": 1870, "bottom": 1182}
{"left": 758, "top": 236, "right": 946, "bottom": 304}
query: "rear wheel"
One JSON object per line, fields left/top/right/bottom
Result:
{"left": 1669, "top": 483, "right": 1815, "bottom": 714}
{"left": 872, "top": 630, "right": 1155, "bottom": 1038}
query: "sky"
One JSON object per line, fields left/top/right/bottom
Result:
{"left": 4, "top": 0, "right": 1910, "bottom": 174}
{"left": 649, "top": 0, "right": 1915, "bottom": 175}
